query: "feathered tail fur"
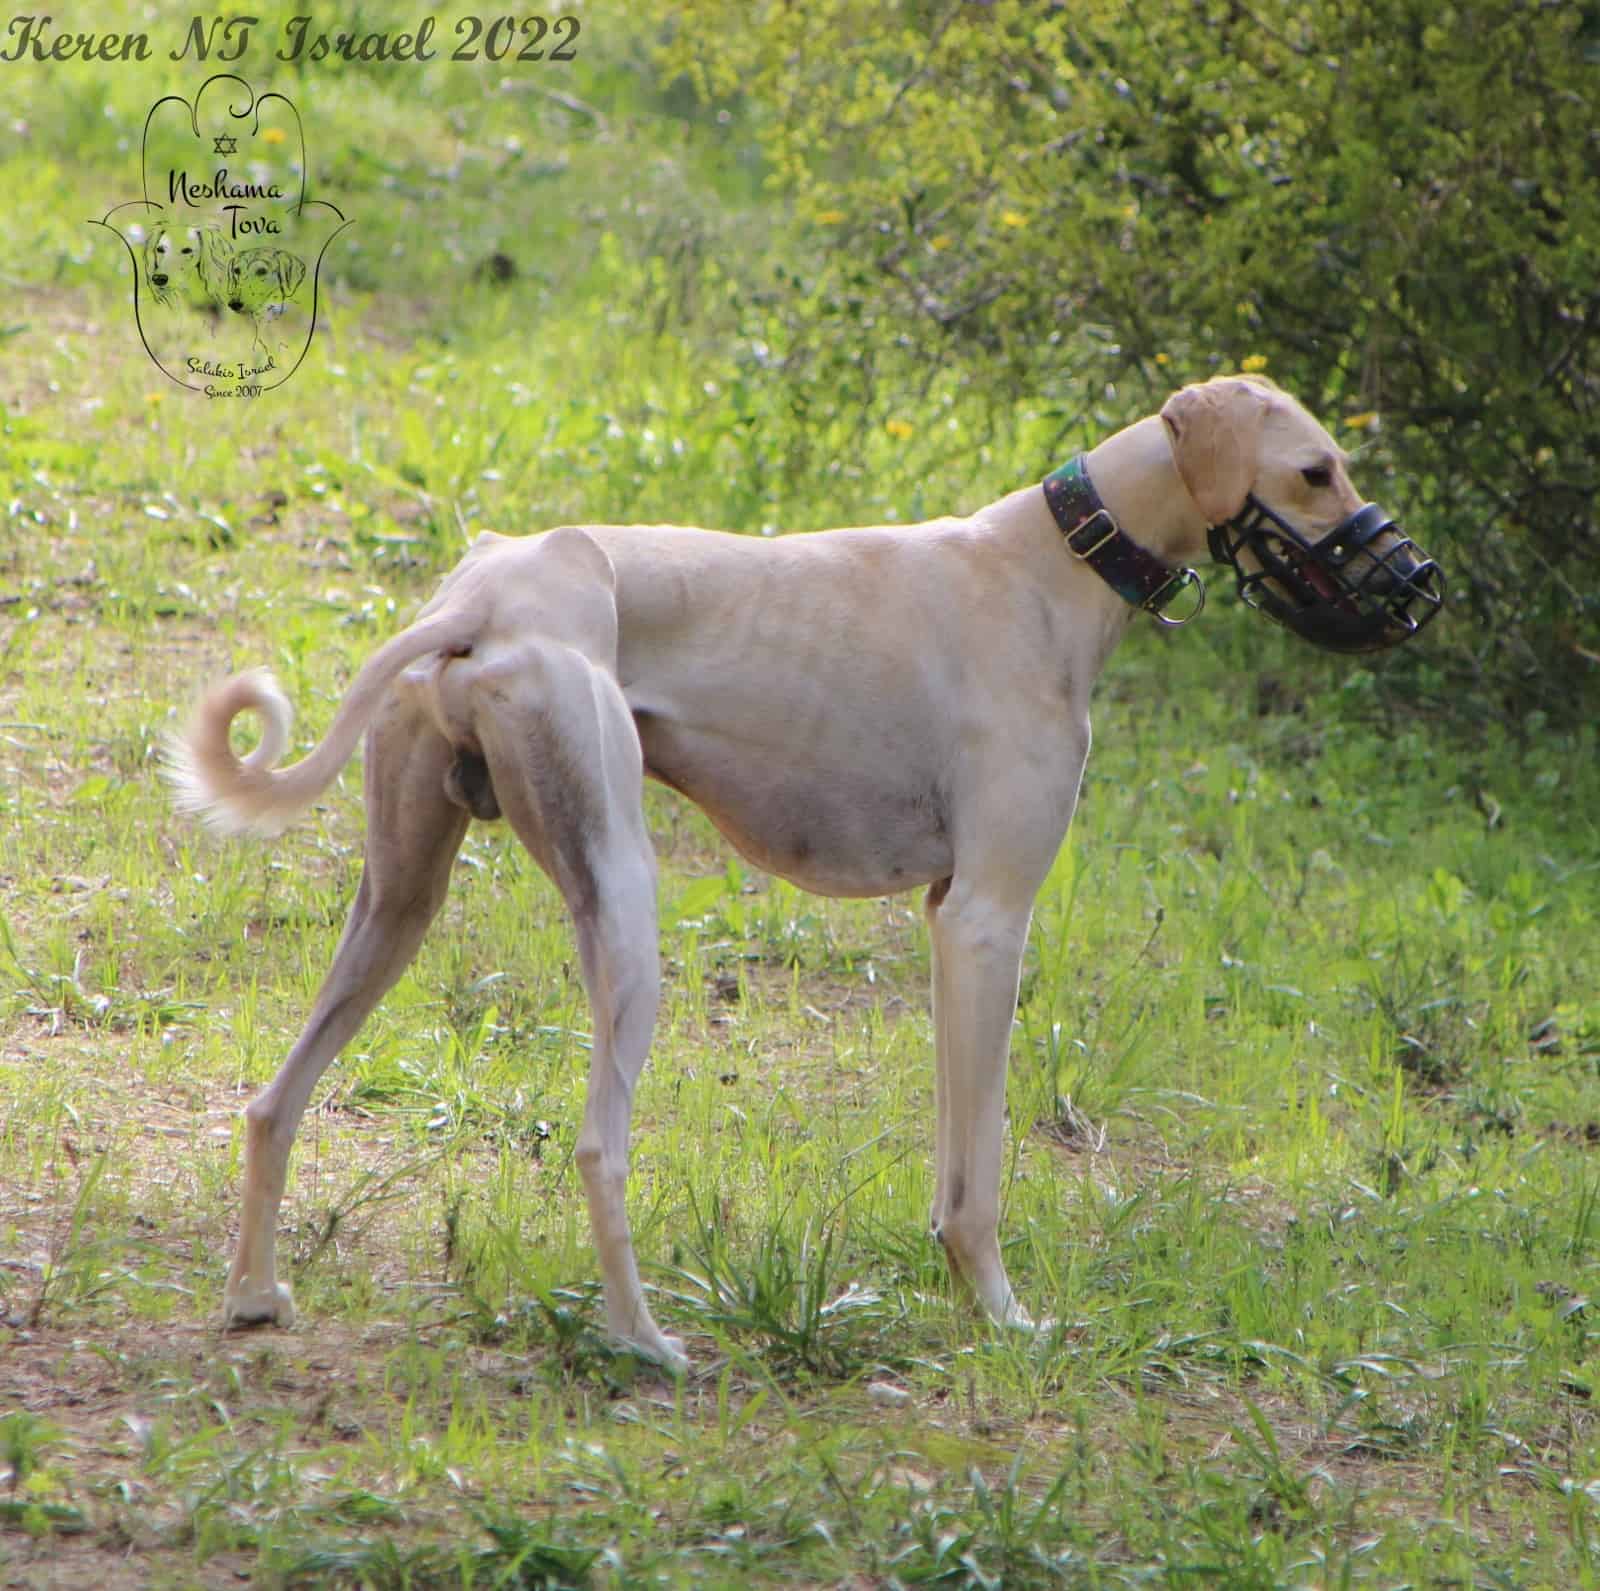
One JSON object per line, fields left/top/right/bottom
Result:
{"left": 165, "top": 611, "right": 479, "bottom": 837}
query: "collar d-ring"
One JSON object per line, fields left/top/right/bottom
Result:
{"left": 1043, "top": 455, "right": 1205, "bottom": 629}
{"left": 1146, "top": 566, "right": 1206, "bottom": 627}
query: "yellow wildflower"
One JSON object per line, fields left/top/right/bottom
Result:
{"left": 885, "top": 418, "right": 914, "bottom": 440}
{"left": 999, "top": 210, "right": 1028, "bottom": 229}
{"left": 1241, "top": 354, "right": 1269, "bottom": 373}
{"left": 262, "top": 126, "right": 287, "bottom": 145}
{"left": 814, "top": 209, "right": 847, "bottom": 225}
{"left": 1344, "top": 410, "right": 1380, "bottom": 431}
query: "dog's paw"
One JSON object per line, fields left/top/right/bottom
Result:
{"left": 1014, "top": 1312, "right": 1062, "bottom": 1338}
{"left": 983, "top": 1296, "right": 1059, "bottom": 1339}
{"left": 222, "top": 1280, "right": 295, "bottom": 1330}
{"left": 615, "top": 1327, "right": 690, "bottom": 1377}
{"left": 995, "top": 1307, "right": 1075, "bottom": 1349}
{"left": 1003, "top": 1303, "right": 1046, "bottom": 1332}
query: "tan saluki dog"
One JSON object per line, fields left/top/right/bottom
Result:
{"left": 170, "top": 376, "right": 1404, "bottom": 1373}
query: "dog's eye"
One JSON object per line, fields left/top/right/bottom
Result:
{"left": 1301, "top": 465, "right": 1332, "bottom": 489}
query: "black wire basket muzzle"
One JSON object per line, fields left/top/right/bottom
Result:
{"left": 1208, "top": 498, "right": 1444, "bottom": 654}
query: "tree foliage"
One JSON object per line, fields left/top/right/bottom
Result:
{"left": 652, "top": 0, "right": 1600, "bottom": 721}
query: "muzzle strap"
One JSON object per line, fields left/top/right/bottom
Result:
{"left": 1042, "top": 455, "right": 1204, "bottom": 626}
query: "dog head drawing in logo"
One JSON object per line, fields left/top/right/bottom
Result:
{"left": 227, "top": 246, "right": 308, "bottom": 359}
{"left": 143, "top": 222, "right": 235, "bottom": 312}
{"left": 227, "top": 247, "right": 307, "bottom": 316}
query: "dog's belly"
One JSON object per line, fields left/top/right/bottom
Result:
{"left": 636, "top": 716, "right": 952, "bottom": 898}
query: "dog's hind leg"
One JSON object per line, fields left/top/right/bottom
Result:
{"left": 473, "top": 640, "right": 681, "bottom": 1371}
{"left": 223, "top": 697, "right": 469, "bottom": 1328}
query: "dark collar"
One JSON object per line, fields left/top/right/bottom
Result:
{"left": 1042, "top": 455, "right": 1204, "bottom": 625}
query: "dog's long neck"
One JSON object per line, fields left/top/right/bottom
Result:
{"left": 1082, "top": 415, "right": 1210, "bottom": 568}
{"left": 977, "top": 414, "right": 1213, "bottom": 666}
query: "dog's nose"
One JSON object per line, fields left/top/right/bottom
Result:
{"left": 151, "top": 273, "right": 168, "bottom": 286}
{"left": 228, "top": 299, "right": 244, "bottom": 311}
{"left": 1366, "top": 541, "right": 1426, "bottom": 596}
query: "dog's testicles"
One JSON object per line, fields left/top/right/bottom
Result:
{"left": 443, "top": 750, "right": 501, "bottom": 820}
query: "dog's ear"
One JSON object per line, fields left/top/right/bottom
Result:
{"left": 1160, "top": 379, "right": 1269, "bottom": 525}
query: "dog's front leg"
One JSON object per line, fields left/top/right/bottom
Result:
{"left": 925, "top": 880, "right": 1036, "bottom": 1328}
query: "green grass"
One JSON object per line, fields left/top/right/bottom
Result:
{"left": 4, "top": 5, "right": 1600, "bottom": 1585}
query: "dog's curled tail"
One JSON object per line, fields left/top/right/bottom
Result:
{"left": 165, "top": 613, "right": 477, "bottom": 837}
{"left": 165, "top": 667, "right": 300, "bottom": 835}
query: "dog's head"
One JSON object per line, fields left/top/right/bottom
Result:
{"left": 143, "top": 224, "right": 196, "bottom": 302}
{"left": 1161, "top": 375, "right": 1442, "bottom": 653}
{"left": 143, "top": 224, "right": 234, "bottom": 308}
{"left": 227, "top": 247, "right": 307, "bottom": 315}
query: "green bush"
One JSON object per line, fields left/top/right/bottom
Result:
{"left": 651, "top": 0, "right": 1600, "bottom": 724}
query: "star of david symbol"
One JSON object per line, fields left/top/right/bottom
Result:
{"left": 213, "top": 134, "right": 237, "bottom": 155}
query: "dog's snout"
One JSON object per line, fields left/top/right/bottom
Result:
{"left": 228, "top": 298, "right": 244, "bottom": 312}
{"left": 1394, "top": 543, "right": 1426, "bottom": 579}
{"left": 151, "top": 273, "right": 168, "bottom": 287}
{"left": 1215, "top": 496, "right": 1441, "bottom": 651}
{"left": 1365, "top": 538, "right": 1427, "bottom": 596}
